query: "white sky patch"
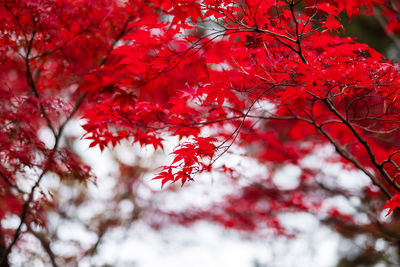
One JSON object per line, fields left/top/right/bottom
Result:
{"left": 301, "top": 145, "right": 370, "bottom": 190}
{"left": 272, "top": 165, "right": 301, "bottom": 190}
{"left": 76, "top": 220, "right": 339, "bottom": 267}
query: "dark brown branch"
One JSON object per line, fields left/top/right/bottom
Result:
{"left": 0, "top": 170, "right": 26, "bottom": 195}
{"left": 310, "top": 117, "right": 391, "bottom": 199}
{"left": 27, "top": 225, "right": 58, "bottom": 267}
{"left": 0, "top": 14, "right": 136, "bottom": 266}
{"left": 289, "top": 1, "right": 308, "bottom": 64}
{"left": 321, "top": 98, "right": 400, "bottom": 193}
{"left": 24, "top": 29, "right": 57, "bottom": 137}
{"left": 0, "top": 170, "right": 47, "bottom": 264}
{"left": 99, "top": 15, "right": 133, "bottom": 66}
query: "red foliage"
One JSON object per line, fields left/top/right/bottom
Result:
{"left": 1, "top": 0, "right": 400, "bottom": 264}
{"left": 382, "top": 194, "right": 400, "bottom": 216}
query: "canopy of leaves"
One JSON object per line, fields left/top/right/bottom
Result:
{"left": 1, "top": 0, "right": 400, "bottom": 266}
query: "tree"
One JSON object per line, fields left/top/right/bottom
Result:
{"left": 1, "top": 0, "right": 400, "bottom": 265}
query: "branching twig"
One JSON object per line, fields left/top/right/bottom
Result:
{"left": 0, "top": 14, "right": 136, "bottom": 266}
{"left": 289, "top": 0, "right": 308, "bottom": 64}
{"left": 27, "top": 224, "right": 58, "bottom": 267}
{"left": 321, "top": 97, "right": 400, "bottom": 193}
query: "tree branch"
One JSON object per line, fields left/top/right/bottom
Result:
{"left": 27, "top": 224, "right": 58, "bottom": 267}
{"left": 321, "top": 97, "right": 400, "bottom": 194}
{"left": 289, "top": 1, "right": 308, "bottom": 64}
{"left": 0, "top": 15, "right": 136, "bottom": 265}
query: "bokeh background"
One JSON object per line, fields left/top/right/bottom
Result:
{"left": 5, "top": 7, "right": 400, "bottom": 267}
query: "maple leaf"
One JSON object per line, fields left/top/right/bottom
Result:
{"left": 382, "top": 194, "right": 400, "bottom": 216}
{"left": 324, "top": 16, "right": 343, "bottom": 33}
{"left": 3, "top": 0, "right": 400, "bottom": 264}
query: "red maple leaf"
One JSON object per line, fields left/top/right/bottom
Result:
{"left": 382, "top": 194, "right": 400, "bottom": 216}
